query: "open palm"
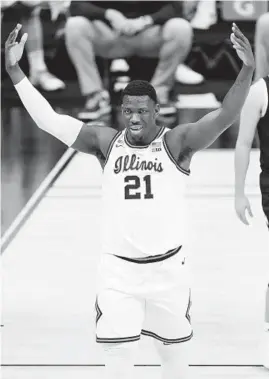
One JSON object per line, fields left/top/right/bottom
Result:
{"left": 230, "top": 23, "right": 255, "bottom": 67}
{"left": 5, "top": 24, "right": 28, "bottom": 70}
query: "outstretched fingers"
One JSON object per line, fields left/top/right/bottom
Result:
{"left": 230, "top": 33, "right": 244, "bottom": 50}
{"left": 230, "top": 21, "right": 254, "bottom": 66}
{"left": 5, "top": 24, "right": 22, "bottom": 48}
{"left": 232, "top": 23, "right": 249, "bottom": 47}
{"left": 230, "top": 23, "right": 248, "bottom": 51}
{"left": 20, "top": 32, "right": 28, "bottom": 47}
{"left": 232, "top": 23, "right": 246, "bottom": 41}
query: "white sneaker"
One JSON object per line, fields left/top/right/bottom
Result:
{"left": 191, "top": 12, "right": 217, "bottom": 30}
{"left": 191, "top": 0, "right": 217, "bottom": 30}
{"left": 157, "top": 92, "right": 177, "bottom": 116}
{"left": 110, "top": 59, "right": 130, "bottom": 73}
{"left": 113, "top": 76, "right": 130, "bottom": 92}
{"left": 175, "top": 64, "right": 204, "bottom": 85}
{"left": 78, "top": 91, "right": 111, "bottom": 121}
{"left": 30, "top": 71, "right": 66, "bottom": 91}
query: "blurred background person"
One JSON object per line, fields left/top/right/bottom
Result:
{"left": 174, "top": 0, "right": 218, "bottom": 85}
{"left": 254, "top": 11, "right": 269, "bottom": 80}
{"left": 64, "top": 1, "right": 194, "bottom": 120}
{"left": 1, "top": 0, "right": 66, "bottom": 91}
{"left": 111, "top": 0, "right": 214, "bottom": 88}
{"left": 234, "top": 68, "right": 269, "bottom": 371}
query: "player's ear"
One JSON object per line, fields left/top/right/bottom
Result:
{"left": 154, "top": 103, "right": 160, "bottom": 118}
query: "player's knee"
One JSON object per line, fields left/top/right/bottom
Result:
{"left": 154, "top": 340, "right": 190, "bottom": 364}
{"left": 65, "top": 16, "right": 94, "bottom": 41}
{"left": 163, "top": 18, "right": 193, "bottom": 46}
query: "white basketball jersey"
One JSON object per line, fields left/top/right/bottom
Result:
{"left": 101, "top": 126, "right": 190, "bottom": 258}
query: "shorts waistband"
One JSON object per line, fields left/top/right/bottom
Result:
{"left": 114, "top": 245, "right": 182, "bottom": 264}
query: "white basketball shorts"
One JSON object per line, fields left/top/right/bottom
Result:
{"left": 95, "top": 246, "right": 193, "bottom": 344}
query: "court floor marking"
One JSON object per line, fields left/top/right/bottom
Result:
{"left": 1, "top": 148, "right": 77, "bottom": 253}
{"left": 0, "top": 363, "right": 264, "bottom": 367}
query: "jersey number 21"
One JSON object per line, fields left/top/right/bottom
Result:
{"left": 124, "top": 175, "right": 153, "bottom": 199}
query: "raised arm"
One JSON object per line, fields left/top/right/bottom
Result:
{"left": 166, "top": 23, "right": 255, "bottom": 167}
{"left": 234, "top": 78, "right": 267, "bottom": 224}
{"left": 5, "top": 24, "right": 116, "bottom": 157}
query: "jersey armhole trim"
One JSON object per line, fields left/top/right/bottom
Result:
{"left": 103, "top": 130, "right": 122, "bottom": 167}
{"left": 163, "top": 133, "right": 190, "bottom": 176}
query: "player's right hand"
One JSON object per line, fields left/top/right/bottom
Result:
{"left": 5, "top": 24, "right": 28, "bottom": 71}
{"left": 235, "top": 194, "right": 253, "bottom": 225}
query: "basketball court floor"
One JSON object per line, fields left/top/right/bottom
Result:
{"left": 1, "top": 147, "right": 269, "bottom": 379}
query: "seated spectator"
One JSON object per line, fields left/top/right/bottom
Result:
{"left": 110, "top": 58, "right": 205, "bottom": 87}
{"left": 1, "top": 0, "right": 66, "bottom": 91}
{"left": 173, "top": 0, "right": 218, "bottom": 85}
{"left": 65, "top": 1, "right": 194, "bottom": 120}
{"left": 254, "top": 12, "right": 269, "bottom": 80}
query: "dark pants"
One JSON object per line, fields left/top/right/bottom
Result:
{"left": 260, "top": 171, "right": 269, "bottom": 229}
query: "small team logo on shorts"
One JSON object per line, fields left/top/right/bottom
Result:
{"left": 152, "top": 142, "right": 162, "bottom": 152}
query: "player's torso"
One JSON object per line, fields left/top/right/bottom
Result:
{"left": 101, "top": 127, "right": 190, "bottom": 258}
{"left": 257, "top": 76, "right": 269, "bottom": 173}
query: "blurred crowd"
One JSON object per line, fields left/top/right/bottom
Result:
{"left": 1, "top": 0, "right": 269, "bottom": 121}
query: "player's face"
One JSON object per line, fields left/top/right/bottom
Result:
{"left": 121, "top": 95, "right": 159, "bottom": 141}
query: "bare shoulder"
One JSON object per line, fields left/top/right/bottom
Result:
{"left": 243, "top": 78, "right": 267, "bottom": 116}
{"left": 250, "top": 78, "right": 267, "bottom": 102}
{"left": 72, "top": 121, "right": 118, "bottom": 157}
{"left": 251, "top": 78, "right": 267, "bottom": 94}
{"left": 256, "top": 78, "right": 268, "bottom": 116}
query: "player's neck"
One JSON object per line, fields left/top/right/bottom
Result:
{"left": 126, "top": 125, "right": 162, "bottom": 146}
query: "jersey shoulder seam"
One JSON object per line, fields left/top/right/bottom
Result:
{"left": 103, "top": 130, "right": 123, "bottom": 167}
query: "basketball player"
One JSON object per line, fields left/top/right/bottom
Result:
{"left": 5, "top": 23, "right": 255, "bottom": 379}
{"left": 234, "top": 76, "right": 269, "bottom": 369}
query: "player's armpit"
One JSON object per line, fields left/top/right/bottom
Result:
{"left": 164, "top": 125, "right": 193, "bottom": 172}
{"left": 179, "top": 108, "right": 233, "bottom": 153}
{"left": 172, "top": 64, "right": 255, "bottom": 154}
{"left": 166, "top": 108, "right": 232, "bottom": 157}
{"left": 72, "top": 123, "right": 118, "bottom": 157}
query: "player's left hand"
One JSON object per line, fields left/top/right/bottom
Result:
{"left": 230, "top": 23, "right": 255, "bottom": 68}
{"left": 235, "top": 194, "right": 253, "bottom": 225}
